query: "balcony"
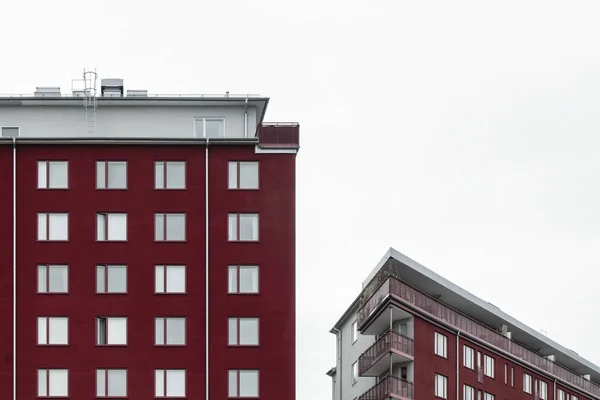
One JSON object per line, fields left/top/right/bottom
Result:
{"left": 358, "top": 375, "right": 413, "bottom": 400}
{"left": 358, "top": 274, "right": 600, "bottom": 398}
{"left": 256, "top": 122, "right": 299, "bottom": 148}
{"left": 359, "top": 330, "right": 414, "bottom": 377}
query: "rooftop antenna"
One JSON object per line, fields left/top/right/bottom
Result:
{"left": 72, "top": 68, "right": 98, "bottom": 135}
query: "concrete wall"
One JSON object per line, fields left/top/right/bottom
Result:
{"left": 0, "top": 105, "right": 258, "bottom": 138}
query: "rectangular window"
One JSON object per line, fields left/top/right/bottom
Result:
{"left": 504, "top": 364, "right": 507, "bottom": 385}
{"left": 155, "top": 213, "right": 186, "bottom": 241}
{"left": 435, "top": 374, "right": 447, "bottom": 399}
{"left": 484, "top": 355, "right": 495, "bottom": 378}
{"left": 37, "top": 317, "right": 68, "bottom": 345}
{"left": 96, "top": 369, "right": 127, "bottom": 397}
{"left": 194, "top": 117, "right": 224, "bottom": 138}
{"left": 96, "top": 317, "right": 127, "bottom": 345}
{"left": 155, "top": 161, "right": 186, "bottom": 189}
{"left": 37, "top": 212, "right": 68, "bottom": 241}
{"left": 558, "top": 389, "right": 565, "bottom": 400}
{"left": 539, "top": 380, "right": 548, "bottom": 400}
{"left": 155, "top": 369, "right": 186, "bottom": 397}
{"left": 155, "top": 265, "right": 186, "bottom": 293}
{"left": 484, "top": 393, "right": 494, "bottom": 400}
{"left": 228, "top": 317, "right": 259, "bottom": 346}
{"left": 228, "top": 369, "right": 259, "bottom": 398}
{"left": 523, "top": 373, "right": 532, "bottom": 394}
{"left": 1, "top": 127, "right": 19, "bottom": 137}
{"left": 38, "top": 369, "right": 68, "bottom": 397}
{"left": 511, "top": 367, "right": 514, "bottom": 387}
{"left": 97, "top": 213, "right": 127, "bottom": 241}
{"left": 228, "top": 265, "right": 259, "bottom": 294}
{"left": 96, "top": 161, "right": 127, "bottom": 189}
{"left": 37, "top": 265, "right": 68, "bottom": 293}
{"left": 351, "top": 321, "right": 358, "bottom": 344}
{"left": 478, "top": 390, "right": 482, "bottom": 400}
{"left": 38, "top": 161, "right": 68, "bottom": 189}
{"left": 464, "top": 385, "right": 475, "bottom": 400}
{"left": 96, "top": 265, "right": 127, "bottom": 293}
{"left": 228, "top": 213, "right": 259, "bottom": 241}
{"left": 351, "top": 362, "right": 358, "bottom": 384}
{"left": 572, "top": 396, "right": 578, "bottom": 400}
{"left": 463, "top": 345, "right": 474, "bottom": 369}
{"left": 155, "top": 317, "right": 186, "bottom": 345}
{"left": 434, "top": 332, "right": 447, "bottom": 358}
{"left": 228, "top": 161, "right": 259, "bottom": 189}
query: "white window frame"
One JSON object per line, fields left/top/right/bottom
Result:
{"left": 351, "top": 320, "right": 358, "bottom": 344}
{"left": 37, "top": 212, "right": 69, "bottom": 241}
{"left": 96, "top": 369, "right": 127, "bottom": 397}
{"left": 511, "top": 366, "right": 514, "bottom": 387}
{"left": 227, "top": 213, "right": 259, "bottom": 241}
{"left": 434, "top": 332, "right": 447, "bottom": 358}
{"left": 155, "top": 317, "right": 186, "bottom": 346}
{"left": 155, "top": 265, "right": 186, "bottom": 294}
{"left": 504, "top": 364, "right": 507, "bottom": 385}
{"left": 96, "top": 317, "right": 127, "bottom": 345}
{"left": 96, "top": 161, "right": 127, "bottom": 189}
{"left": 194, "top": 117, "right": 225, "bottom": 138}
{"left": 539, "top": 380, "right": 548, "bottom": 400}
{"left": 1, "top": 126, "right": 19, "bottom": 137}
{"left": 155, "top": 213, "right": 186, "bottom": 241}
{"left": 435, "top": 374, "right": 447, "bottom": 399}
{"left": 155, "top": 161, "right": 186, "bottom": 189}
{"left": 484, "top": 354, "right": 495, "bottom": 378}
{"left": 37, "top": 317, "right": 68, "bottom": 345}
{"left": 97, "top": 213, "right": 127, "bottom": 241}
{"left": 37, "top": 265, "right": 68, "bottom": 294}
{"left": 558, "top": 389, "right": 565, "bottom": 400}
{"left": 463, "top": 384, "right": 475, "bottom": 400}
{"left": 96, "top": 265, "right": 127, "bottom": 294}
{"left": 228, "top": 161, "right": 259, "bottom": 190}
{"left": 351, "top": 362, "right": 358, "bottom": 384}
{"left": 484, "top": 393, "right": 495, "bottom": 400}
{"left": 228, "top": 265, "right": 259, "bottom": 294}
{"left": 37, "top": 161, "right": 68, "bottom": 189}
{"left": 155, "top": 369, "right": 186, "bottom": 397}
{"left": 523, "top": 373, "right": 532, "bottom": 394}
{"left": 228, "top": 369, "right": 259, "bottom": 398}
{"left": 463, "top": 345, "right": 474, "bottom": 369}
{"left": 38, "top": 369, "right": 68, "bottom": 397}
{"left": 228, "top": 317, "right": 259, "bottom": 346}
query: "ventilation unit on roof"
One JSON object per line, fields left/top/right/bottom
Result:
{"left": 101, "top": 78, "right": 124, "bottom": 97}
{"left": 34, "top": 87, "right": 61, "bottom": 97}
{"left": 127, "top": 90, "right": 147, "bottom": 97}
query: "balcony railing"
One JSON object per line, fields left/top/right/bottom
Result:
{"left": 359, "top": 330, "right": 414, "bottom": 376}
{"left": 358, "top": 375, "right": 413, "bottom": 400}
{"left": 358, "top": 275, "right": 600, "bottom": 398}
{"left": 256, "top": 122, "right": 299, "bottom": 148}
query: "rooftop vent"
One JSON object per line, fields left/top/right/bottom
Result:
{"left": 127, "top": 90, "right": 147, "bottom": 97}
{"left": 101, "top": 78, "right": 124, "bottom": 97}
{"left": 34, "top": 87, "right": 61, "bottom": 97}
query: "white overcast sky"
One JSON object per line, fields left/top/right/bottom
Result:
{"left": 3, "top": 0, "right": 600, "bottom": 398}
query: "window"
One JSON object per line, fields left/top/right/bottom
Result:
{"left": 511, "top": 367, "right": 514, "bottom": 387}
{"left": 1, "top": 127, "right": 18, "bottom": 137}
{"left": 504, "top": 364, "right": 507, "bottom": 384}
{"left": 434, "top": 332, "right": 447, "bottom": 358}
{"left": 96, "top": 317, "right": 127, "bottom": 345}
{"left": 523, "top": 373, "right": 532, "bottom": 394}
{"left": 539, "top": 380, "right": 548, "bottom": 400}
{"left": 572, "top": 396, "right": 579, "bottom": 400}
{"left": 37, "top": 212, "right": 68, "bottom": 241}
{"left": 155, "top": 213, "right": 186, "bottom": 241}
{"left": 96, "top": 161, "right": 127, "bottom": 189}
{"left": 228, "top": 317, "right": 259, "bottom": 346}
{"left": 228, "top": 370, "right": 259, "bottom": 398}
{"left": 155, "top": 265, "right": 186, "bottom": 293}
{"left": 464, "top": 385, "right": 475, "bottom": 400}
{"left": 228, "top": 265, "right": 259, "bottom": 294}
{"left": 38, "top": 161, "right": 68, "bottom": 189}
{"left": 155, "top": 317, "right": 186, "bottom": 345}
{"left": 435, "top": 374, "right": 447, "bottom": 399}
{"left": 155, "top": 369, "right": 186, "bottom": 397}
{"left": 37, "top": 317, "right": 68, "bottom": 345}
{"left": 96, "top": 265, "right": 127, "bottom": 293}
{"left": 478, "top": 390, "right": 482, "bottom": 400}
{"left": 484, "top": 393, "right": 495, "bottom": 400}
{"left": 96, "top": 369, "right": 127, "bottom": 397}
{"left": 228, "top": 161, "right": 259, "bottom": 189}
{"left": 351, "top": 321, "right": 358, "bottom": 344}
{"left": 195, "top": 117, "right": 224, "bottom": 138}
{"left": 97, "top": 213, "right": 127, "bottom": 241}
{"left": 484, "top": 355, "right": 494, "bottom": 378}
{"left": 37, "top": 265, "right": 68, "bottom": 293}
{"left": 228, "top": 213, "right": 259, "bottom": 241}
{"left": 558, "top": 389, "right": 565, "bottom": 400}
{"left": 155, "top": 161, "right": 186, "bottom": 189}
{"left": 351, "top": 362, "right": 358, "bottom": 384}
{"left": 38, "top": 369, "right": 68, "bottom": 397}
{"left": 463, "top": 345, "right": 474, "bottom": 369}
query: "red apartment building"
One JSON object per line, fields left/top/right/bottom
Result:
{"left": 327, "top": 248, "right": 600, "bottom": 400}
{"left": 0, "top": 73, "right": 298, "bottom": 399}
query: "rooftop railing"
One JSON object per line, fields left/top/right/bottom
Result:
{"left": 358, "top": 375, "right": 413, "bottom": 400}
{"left": 0, "top": 93, "right": 263, "bottom": 98}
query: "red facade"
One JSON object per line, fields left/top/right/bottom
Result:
{"left": 0, "top": 142, "right": 296, "bottom": 399}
